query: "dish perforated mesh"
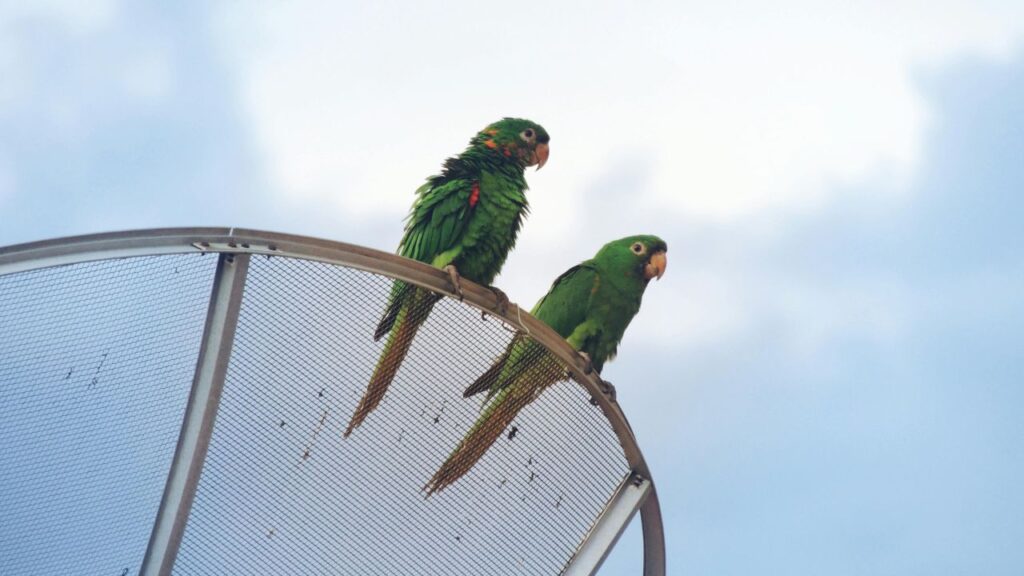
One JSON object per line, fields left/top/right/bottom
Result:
{"left": 0, "top": 255, "right": 216, "bottom": 575}
{"left": 174, "top": 256, "right": 629, "bottom": 575}
{"left": 0, "top": 246, "right": 637, "bottom": 576}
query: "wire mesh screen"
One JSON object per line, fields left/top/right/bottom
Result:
{"left": 0, "top": 255, "right": 217, "bottom": 575}
{"left": 175, "top": 255, "right": 630, "bottom": 575}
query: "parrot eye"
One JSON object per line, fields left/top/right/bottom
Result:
{"left": 520, "top": 129, "right": 535, "bottom": 142}
{"left": 631, "top": 242, "right": 646, "bottom": 255}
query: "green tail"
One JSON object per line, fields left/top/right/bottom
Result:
{"left": 345, "top": 287, "right": 439, "bottom": 437}
{"left": 424, "top": 355, "right": 561, "bottom": 495}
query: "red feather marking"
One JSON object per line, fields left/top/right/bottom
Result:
{"left": 469, "top": 182, "right": 480, "bottom": 207}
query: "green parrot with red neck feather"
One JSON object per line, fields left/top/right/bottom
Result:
{"left": 344, "top": 118, "right": 550, "bottom": 437}
{"left": 424, "top": 234, "right": 668, "bottom": 494}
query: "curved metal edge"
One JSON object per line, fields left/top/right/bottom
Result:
{"left": 641, "top": 485, "right": 667, "bottom": 576}
{"left": 0, "top": 227, "right": 666, "bottom": 576}
{"left": 0, "top": 227, "right": 234, "bottom": 273}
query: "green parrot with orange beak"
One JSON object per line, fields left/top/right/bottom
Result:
{"left": 425, "top": 234, "right": 668, "bottom": 494}
{"left": 345, "top": 118, "right": 550, "bottom": 437}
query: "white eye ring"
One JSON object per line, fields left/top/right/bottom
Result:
{"left": 631, "top": 242, "right": 646, "bottom": 255}
{"left": 520, "top": 129, "right": 535, "bottom": 142}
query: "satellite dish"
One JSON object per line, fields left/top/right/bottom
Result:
{"left": 0, "top": 228, "right": 664, "bottom": 576}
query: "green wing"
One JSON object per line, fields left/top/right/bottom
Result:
{"left": 530, "top": 263, "right": 598, "bottom": 338}
{"left": 463, "top": 263, "right": 599, "bottom": 397}
{"left": 375, "top": 179, "right": 476, "bottom": 339}
{"left": 399, "top": 179, "right": 476, "bottom": 265}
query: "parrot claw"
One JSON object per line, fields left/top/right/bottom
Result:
{"left": 589, "top": 378, "right": 617, "bottom": 405}
{"left": 600, "top": 379, "right": 617, "bottom": 401}
{"left": 482, "top": 285, "right": 510, "bottom": 318}
{"left": 577, "top": 351, "right": 594, "bottom": 375}
{"left": 444, "top": 265, "right": 464, "bottom": 301}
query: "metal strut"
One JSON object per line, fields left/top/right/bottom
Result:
{"left": 139, "top": 253, "right": 249, "bottom": 575}
{"left": 562, "top": 472, "right": 653, "bottom": 576}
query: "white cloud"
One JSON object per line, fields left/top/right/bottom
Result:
{"left": 620, "top": 244, "right": 914, "bottom": 359}
{"left": 769, "top": 278, "right": 913, "bottom": 361}
{"left": 634, "top": 267, "right": 752, "bottom": 348}
{"left": 204, "top": 1, "right": 1024, "bottom": 364}
{"left": 0, "top": 0, "right": 122, "bottom": 130}
{"left": 212, "top": 0, "right": 1024, "bottom": 225}
{"left": 0, "top": 0, "right": 118, "bottom": 36}
{"left": 121, "top": 47, "right": 174, "bottom": 106}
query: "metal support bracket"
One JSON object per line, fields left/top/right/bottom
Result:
{"left": 562, "top": 472, "right": 653, "bottom": 576}
{"left": 139, "top": 253, "right": 250, "bottom": 575}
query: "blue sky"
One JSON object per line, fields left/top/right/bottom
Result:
{"left": 2, "top": 2, "right": 1022, "bottom": 574}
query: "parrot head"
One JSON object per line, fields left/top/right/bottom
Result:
{"left": 472, "top": 118, "right": 550, "bottom": 170}
{"left": 596, "top": 235, "right": 668, "bottom": 283}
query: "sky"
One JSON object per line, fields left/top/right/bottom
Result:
{"left": 1, "top": 1, "right": 1023, "bottom": 574}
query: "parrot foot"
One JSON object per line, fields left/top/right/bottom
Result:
{"left": 577, "top": 351, "right": 594, "bottom": 374}
{"left": 443, "top": 265, "right": 464, "bottom": 301}
{"left": 600, "top": 379, "right": 617, "bottom": 401}
{"left": 589, "top": 379, "right": 617, "bottom": 405}
{"left": 481, "top": 285, "right": 510, "bottom": 319}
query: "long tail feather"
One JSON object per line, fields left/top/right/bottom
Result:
{"left": 462, "top": 353, "right": 508, "bottom": 398}
{"left": 462, "top": 334, "right": 533, "bottom": 399}
{"left": 346, "top": 290, "right": 437, "bottom": 437}
{"left": 374, "top": 281, "right": 412, "bottom": 341}
{"left": 425, "top": 358, "right": 561, "bottom": 495}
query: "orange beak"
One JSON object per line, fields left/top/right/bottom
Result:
{"left": 532, "top": 142, "right": 549, "bottom": 170}
{"left": 644, "top": 251, "right": 667, "bottom": 280}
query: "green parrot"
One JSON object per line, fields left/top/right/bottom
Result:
{"left": 344, "top": 118, "right": 551, "bottom": 437}
{"left": 424, "top": 234, "right": 668, "bottom": 494}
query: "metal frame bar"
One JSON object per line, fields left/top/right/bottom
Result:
{"left": 563, "top": 473, "right": 652, "bottom": 576}
{"left": 0, "top": 228, "right": 665, "bottom": 576}
{"left": 640, "top": 486, "right": 667, "bottom": 575}
{"left": 139, "top": 253, "right": 250, "bottom": 576}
